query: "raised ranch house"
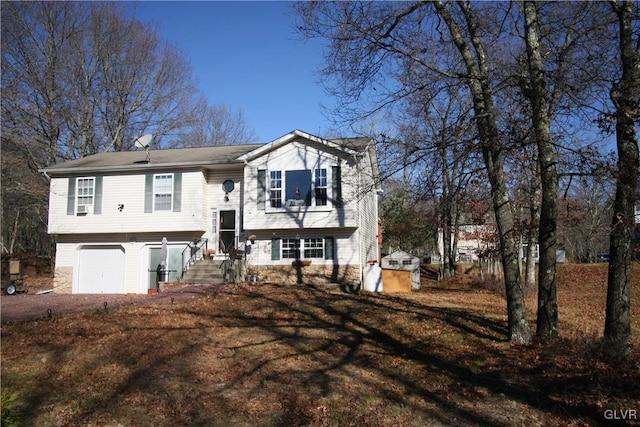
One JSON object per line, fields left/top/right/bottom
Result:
{"left": 41, "top": 130, "right": 381, "bottom": 294}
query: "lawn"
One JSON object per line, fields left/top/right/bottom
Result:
{"left": 2, "top": 263, "right": 639, "bottom": 426}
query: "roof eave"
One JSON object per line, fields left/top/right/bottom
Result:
{"left": 40, "top": 159, "right": 246, "bottom": 176}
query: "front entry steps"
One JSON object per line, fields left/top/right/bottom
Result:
{"left": 180, "top": 258, "right": 246, "bottom": 284}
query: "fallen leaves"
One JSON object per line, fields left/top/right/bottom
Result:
{"left": 1, "top": 264, "right": 639, "bottom": 426}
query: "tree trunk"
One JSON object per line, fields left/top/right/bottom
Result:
{"left": 525, "top": 147, "right": 541, "bottom": 290}
{"left": 525, "top": 235, "right": 537, "bottom": 288}
{"left": 435, "top": 1, "right": 532, "bottom": 343}
{"left": 9, "top": 210, "right": 20, "bottom": 254}
{"left": 523, "top": 1, "right": 560, "bottom": 338}
{"left": 605, "top": 0, "right": 639, "bottom": 349}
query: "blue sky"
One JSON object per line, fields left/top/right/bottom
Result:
{"left": 132, "top": 1, "right": 335, "bottom": 143}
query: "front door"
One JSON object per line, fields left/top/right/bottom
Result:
{"left": 219, "top": 210, "right": 236, "bottom": 253}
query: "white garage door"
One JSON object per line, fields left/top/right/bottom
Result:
{"left": 78, "top": 246, "right": 125, "bottom": 294}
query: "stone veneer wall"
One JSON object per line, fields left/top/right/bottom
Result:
{"left": 54, "top": 266, "right": 73, "bottom": 293}
{"left": 253, "top": 264, "right": 361, "bottom": 287}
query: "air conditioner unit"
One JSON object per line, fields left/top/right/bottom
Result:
{"left": 77, "top": 205, "right": 90, "bottom": 214}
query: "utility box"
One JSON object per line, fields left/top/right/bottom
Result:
{"left": 381, "top": 250, "right": 421, "bottom": 290}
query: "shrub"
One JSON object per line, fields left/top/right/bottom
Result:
{"left": 1, "top": 389, "right": 20, "bottom": 427}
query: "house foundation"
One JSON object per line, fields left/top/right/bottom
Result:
{"left": 254, "top": 264, "right": 360, "bottom": 287}
{"left": 54, "top": 266, "right": 73, "bottom": 293}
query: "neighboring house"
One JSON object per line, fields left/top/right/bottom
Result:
{"left": 41, "top": 130, "right": 381, "bottom": 294}
{"left": 433, "top": 224, "right": 498, "bottom": 264}
{"left": 433, "top": 224, "right": 566, "bottom": 265}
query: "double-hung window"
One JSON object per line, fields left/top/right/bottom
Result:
{"left": 315, "top": 169, "right": 327, "bottom": 206}
{"left": 303, "top": 238, "right": 324, "bottom": 258}
{"left": 270, "top": 171, "right": 282, "bottom": 208}
{"left": 281, "top": 238, "right": 324, "bottom": 259}
{"left": 154, "top": 174, "right": 173, "bottom": 211}
{"left": 76, "top": 177, "right": 94, "bottom": 213}
{"left": 272, "top": 236, "right": 334, "bottom": 261}
{"left": 282, "top": 238, "right": 301, "bottom": 259}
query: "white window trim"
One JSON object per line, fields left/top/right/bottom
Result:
{"left": 76, "top": 177, "right": 95, "bottom": 214}
{"left": 281, "top": 237, "right": 325, "bottom": 259}
{"left": 269, "top": 170, "right": 282, "bottom": 208}
{"left": 314, "top": 168, "right": 328, "bottom": 207}
{"left": 154, "top": 173, "right": 174, "bottom": 212}
{"left": 266, "top": 167, "right": 334, "bottom": 213}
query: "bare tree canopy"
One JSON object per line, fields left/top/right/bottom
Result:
{"left": 1, "top": 1, "right": 257, "bottom": 256}
{"left": 178, "top": 100, "right": 258, "bottom": 148}
{"left": 2, "top": 1, "right": 197, "bottom": 164}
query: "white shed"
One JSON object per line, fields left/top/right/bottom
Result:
{"left": 381, "top": 250, "right": 421, "bottom": 290}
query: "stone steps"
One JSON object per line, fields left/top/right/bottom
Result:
{"left": 181, "top": 259, "right": 226, "bottom": 284}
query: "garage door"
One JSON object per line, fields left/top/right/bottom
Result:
{"left": 78, "top": 246, "right": 125, "bottom": 294}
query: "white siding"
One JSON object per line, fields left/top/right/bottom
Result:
{"left": 358, "top": 152, "right": 380, "bottom": 266}
{"left": 47, "top": 133, "right": 379, "bottom": 292}
{"left": 48, "top": 171, "right": 207, "bottom": 235}
{"left": 243, "top": 141, "right": 359, "bottom": 230}
{"left": 206, "top": 169, "right": 244, "bottom": 211}
{"left": 55, "top": 234, "right": 196, "bottom": 294}
{"left": 203, "top": 169, "right": 245, "bottom": 251}
{"left": 244, "top": 229, "right": 359, "bottom": 268}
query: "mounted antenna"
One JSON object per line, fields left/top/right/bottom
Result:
{"left": 134, "top": 134, "right": 153, "bottom": 163}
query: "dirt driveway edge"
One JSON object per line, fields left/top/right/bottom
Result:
{"left": 0, "top": 284, "right": 220, "bottom": 322}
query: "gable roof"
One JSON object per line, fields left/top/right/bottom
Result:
{"left": 239, "top": 129, "right": 369, "bottom": 161}
{"left": 40, "top": 130, "right": 379, "bottom": 181}
{"left": 239, "top": 130, "right": 381, "bottom": 192}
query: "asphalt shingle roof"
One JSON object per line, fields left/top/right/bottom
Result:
{"left": 42, "top": 144, "right": 264, "bottom": 174}
{"left": 41, "top": 131, "right": 375, "bottom": 175}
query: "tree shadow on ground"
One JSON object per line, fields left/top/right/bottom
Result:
{"left": 3, "top": 283, "right": 636, "bottom": 426}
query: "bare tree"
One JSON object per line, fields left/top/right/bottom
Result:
{"left": 1, "top": 1, "right": 258, "bottom": 256}
{"left": 297, "top": 1, "right": 533, "bottom": 342}
{"left": 1, "top": 2, "right": 200, "bottom": 161}
{"left": 558, "top": 175, "right": 614, "bottom": 262}
{"left": 179, "top": 100, "right": 258, "bottom": 147}
{"left": 605, "top": 0, "right": 640, "bottom": 349}
{"left": 405, "top": 85, "right": 479, "bottom": 278}
{"left": 522, "top": 1, "right": 560, "bottom": 338}
{"left": 433, "top": 1, "right": 533, "bottom": 343}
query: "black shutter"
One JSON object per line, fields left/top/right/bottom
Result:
{"left": 173, "top": 172, "right": 182, "bottom": 212}
{"left": 324, "top": 236, "right": 335, "bottom": 260}
{"left": 67, "top": 177, "right": 76, "bottom": 215}
{"left": 144, "top": 173, "right": 153, "bottom": 213}
{"left": 93, "top": 176, "right": 103, "bottom": 214}
{"left": 332, "top": 166, "right": 342, "bottom": 207}
{"left": 257, "top": 169, "right": 266, "bottom": 210}
{"left": 271, "top": 237, "right": 281, "bottom": 260}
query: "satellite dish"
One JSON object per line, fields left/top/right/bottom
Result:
{"left": 134, "top": 134, "right": 153, "bottom": 149}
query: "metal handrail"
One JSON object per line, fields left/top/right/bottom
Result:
{"left": 181, "top": 238, "right": 208, "bottom": 277}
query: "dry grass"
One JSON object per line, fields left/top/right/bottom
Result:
{"left": 2, "top": 263, "right": 639, "bottom": 426}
